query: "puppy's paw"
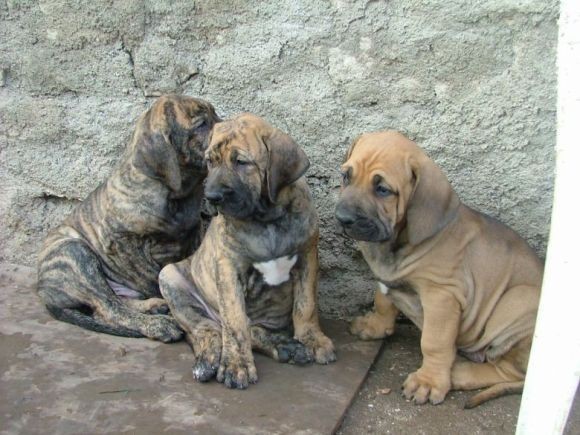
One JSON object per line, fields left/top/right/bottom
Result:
{"left": 216, "top": 355, "right": 258, "bottom": 389}
{"left": 144, "top": 315, "right": 184, "bottom": 343}
{"left": 350, "top": 312, "right": 395, "bottom": 340}
{"left": 402, "top": 369, "right": 450, "bottom": 405}
{"left": 147, "top": 298, "right": 170, "bottom": 315}
{"left": 123, "top": 297, "right": 170, "bottom": 315}
{"left": 297, "top": 332, "right": 336, "bottom": 365}
{"left": 192, "top": 330, "right": 222, "bottom": 382}
{"left": 275, "top": 339, "right": 314, "bottom": 365}
{"left": 192, "top": 352, "right": 220, "bottom": 382}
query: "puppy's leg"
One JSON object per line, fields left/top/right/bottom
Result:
{"left": 402, "top": 288, "right": 461, "bottom": 405}
{"left": 213, "top": 258, "right": 258, "bottom": 389}
{"left": 452, "top": 336, "right": 530, "bottom": 408}
{"left": 251, "top": 325, "right": 314, "bottom": 365}
{"left": 292, "top": 243, "right": 336, "bottom": 364}
{"left": 159, "top": 260, "right": 222, "bottom": 382}
{"left": 350, "top": 286, "right": 399, "bottom": 340}
{"left": 38, "top": 240, "right": 183, "bottom": 342}
{"left": 123, "top": 297, "right": 169, "bottom": 314}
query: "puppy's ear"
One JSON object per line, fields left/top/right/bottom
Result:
{"left": 131, "top": 111, "right": 182, "bottom": 192}
{"left": 264, "top": 129, "right": 310, "bottom": 203}
{"left": 405, "top": 156, "right": 459, "bottom": 245}
{"left": 344, "top": 135, "right": 362, "bottom": 163}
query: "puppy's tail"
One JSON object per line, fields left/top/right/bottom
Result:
{"left": 46, "top": 305, "right": 144, "bottom": 338}
{"left": 464, "top": 381, "right": 525, "bottom": 409}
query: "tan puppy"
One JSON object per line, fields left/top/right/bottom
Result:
{"left": 159, "top": 114, "right": 335, "bottom": 389}
{"left": 335, "top": 131, "right": 542, "bottom": 408}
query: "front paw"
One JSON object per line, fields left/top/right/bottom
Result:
{"left": 275, "top": 339, "right": 314, "bottom": 365}
{"left": 192, "top": 331, "right": 222, "bottom": 382}
{"left": 350, "top": 312, "right": 394, "bottom": 340}
{"left": 298, "top": 332, "right": 336, "bottom": 365}
{"left": 216, "top": 353, "right": 258, "bottom": 389}
{"left": 402, "top": 368, "right": 450, "bottom": 405}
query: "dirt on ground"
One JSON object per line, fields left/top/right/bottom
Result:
{"left": 337, "top": 322, "right": 580, "bottom": 435}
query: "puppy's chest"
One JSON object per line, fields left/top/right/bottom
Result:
{"left": 240, "top": 217, "right": 308, "bottom": 261}
{"left": 252, "top": 255, "right": 298, "bottom": 286}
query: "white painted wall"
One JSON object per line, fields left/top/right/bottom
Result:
{"left": 516, "top": 0, "right": 580, "bottom": 432}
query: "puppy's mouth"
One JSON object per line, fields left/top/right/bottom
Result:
{"left": 213, "top": 200, "right": 254, "bottom": 219}
{"left": 205, "top": 188, "right": 256, "bottom": 220}
{"left": 342, "top": 220, "right": 390, "bottom": 242}
{"left": 335, "top": 206, "right": 391, "bottom": 242}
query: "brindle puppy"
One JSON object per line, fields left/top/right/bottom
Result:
{"left": 159, "top": 114, "right": 336, "bottom": 389}
{"left": 37, "top": 95, "right": 220, "bottom": 342}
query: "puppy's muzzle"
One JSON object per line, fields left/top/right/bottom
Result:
{"left": 335, "top": 204, "right": 362, "bottom": 227}
{"left": 335, "top": 202, "right": 391, "bottom": 242}
{"left": 205, "top": 185, "right": 234, "bottom": 205}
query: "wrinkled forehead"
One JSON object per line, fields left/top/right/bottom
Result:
{"left": 343, "top": 132, "right": 417, "bottom": 181}
{"left": 207, "top": 114, "right": 270, "bottom": 160}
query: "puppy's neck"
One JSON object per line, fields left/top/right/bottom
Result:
{"left": 168, "top": 173, "right": 206, "bottom": 200}
{"left": 254, "top": 203, "right": 286, "bottom": 222}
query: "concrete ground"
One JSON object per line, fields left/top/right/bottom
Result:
{"left": 337, "top": 322, "right": 580, "bottom": 435}
{"left": 0, "top": 264, "right": 381, "bottom": 434}
{"left": 1, "top": 262, "right": 578, "bottom": 434}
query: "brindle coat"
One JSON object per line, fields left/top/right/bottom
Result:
{"left": 159, "top": 114, "right": 336, "bottom": 389}
{"left": 335, "top": 131, "right": 542, "bottom": 408}
{"left": 37, "top": 95, "right": 220, "bottom": 341}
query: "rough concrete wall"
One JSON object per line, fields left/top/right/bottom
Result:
{"left": 0, "top": 0, "right": 557, "bottom": 318}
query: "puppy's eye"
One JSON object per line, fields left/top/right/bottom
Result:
{"left": 195, "top": 120, "right": 207, "bottom": 131}
{"left": 342, "top": 171, "right": 350, "bottom": 186}
{"left": 235, "top": 158, "right": 250, "bottom": 167}
{"left": 375, "top": 184, "right": 392, "bottom": 197}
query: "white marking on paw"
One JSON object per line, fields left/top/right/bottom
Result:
{"left": 253, "top": 255, "right": 298, "bottom": 286}
{"left": 378, "top": 282, "right": 389, "bottom": 295}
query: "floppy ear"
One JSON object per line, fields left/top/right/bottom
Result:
{"left": 405, "top": 155, "right": 459, "bottom": 245}
{"left": 343, "top": 135, "right": 362, "bottom": 163}
{"left": 131, "top": 118, "right": 182, "bottom": 192}
{"left": 264, "top": 129, "right": 310, "bottom": 203}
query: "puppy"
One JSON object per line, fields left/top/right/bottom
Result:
{"left": 37, "top": 95, "right": 220, "bottom": 341}
{"left": 335, "top": 131, "right": 542, "bottom": 407}
{"left": 159, "top": 113, "right": 336, "bottom": 389}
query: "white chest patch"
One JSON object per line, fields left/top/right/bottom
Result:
{"left": 378, "top": 282, "right": 390, "bottom": 295}
{"left": 253, "top": 255, "right": 298, "bottom": 286}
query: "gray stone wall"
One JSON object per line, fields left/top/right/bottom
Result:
{"left": 0, "top": 0, "right": 557, "bottom": 318}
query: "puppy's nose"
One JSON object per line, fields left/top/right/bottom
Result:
{"left": 335, "top": 204, "right": 358, "bottom": 226}
{"left": 205, "top": 190, "right": 224, "bottom": 204}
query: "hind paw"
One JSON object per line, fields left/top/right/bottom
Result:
{"left": 144, "top": 315, "right": 184, "bottom": 343}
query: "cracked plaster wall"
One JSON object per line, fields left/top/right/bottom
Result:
{"left": 0, "top": 0, "right": 557, "bottom": 318}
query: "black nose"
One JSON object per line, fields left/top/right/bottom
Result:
{"left": 205, "top": 190, "right": 224, "bottom": 204}
{"left": 335, "top": 204, "right": 358, "bottom": 226}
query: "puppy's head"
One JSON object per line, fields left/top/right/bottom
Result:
{"left": 335, "top": 131, "right": 458, "bottom": 245}
{"left": 130, "top": 94, "right": 221, "bottom": 193}
{"left": 204, "top": 114, "right": 309, "bottom": 220}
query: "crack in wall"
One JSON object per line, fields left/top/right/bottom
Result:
{"left": 120, "top": 39, "right": 143, "bottom": 97}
